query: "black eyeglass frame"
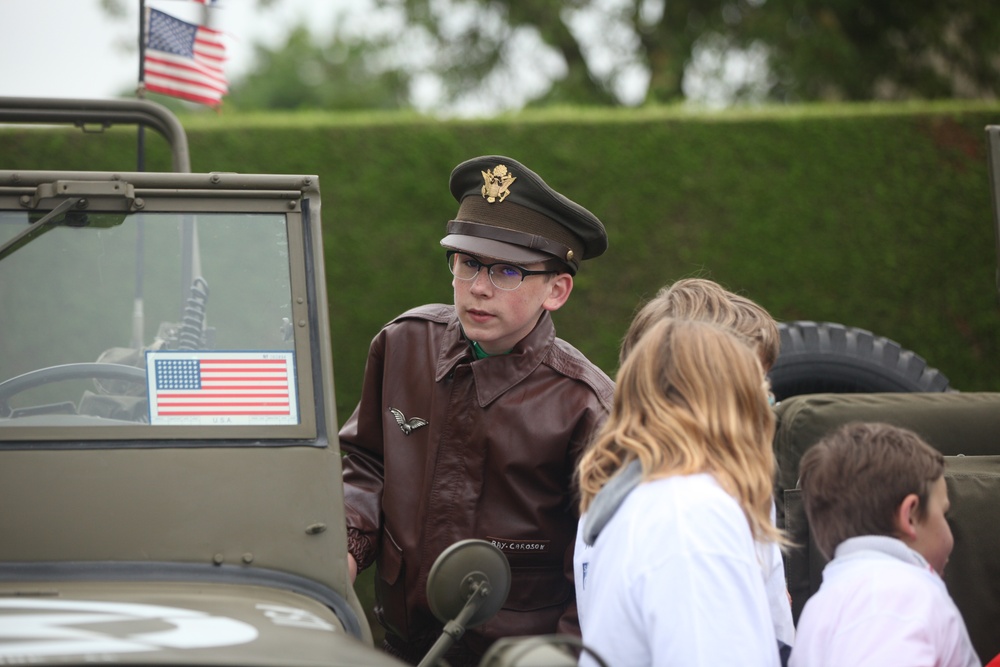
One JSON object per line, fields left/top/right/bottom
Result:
{"left": 446, "top": 250, "right": 559, "bottom": 291}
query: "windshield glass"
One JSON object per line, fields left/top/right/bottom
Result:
{"left": 0, "top": 209, "right": 303, "bottom": 432}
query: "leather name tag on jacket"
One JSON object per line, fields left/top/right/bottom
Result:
{"left": 487, "top": 537, "right": 549, "bottom": 554}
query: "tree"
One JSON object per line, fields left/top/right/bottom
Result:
{"left": 735, "top": 0, "right": 1000, "bottom": 102}
{"left": 225, "top": 25, "right": 412, "bottom": 111}
{"left": 375, "top": 0, "right": 1000, "bottom": 110}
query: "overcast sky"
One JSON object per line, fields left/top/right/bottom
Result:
{"left": 0, "top": 0, "right": 349, "bottom": 100}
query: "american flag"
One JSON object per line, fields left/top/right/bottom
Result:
{"left": 148, "top": 352, "right": 296, "bottom": 422}
{"left": 143, "top": 7, "right": 227, "bottom": 108}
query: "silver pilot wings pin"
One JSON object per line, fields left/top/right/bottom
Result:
{"left": 389, "top": 407, "right": 428, "bottom": 435}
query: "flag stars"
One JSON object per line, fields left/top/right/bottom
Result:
{"left": 148, "top": 11, "right": 198, "bottom": 57}
{"left": 155, "top": 359, "right": 202, "bottom": 390}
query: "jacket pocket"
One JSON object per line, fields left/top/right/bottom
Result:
{"left": 375, "top": 527, "right": 408, "bottom": 638}
{"left": 503, "top": 566, "right": 572, "bottom": 612}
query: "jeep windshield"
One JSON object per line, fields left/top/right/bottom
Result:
{"left": 0, "top": 172, "right": 324, "bottom": 443}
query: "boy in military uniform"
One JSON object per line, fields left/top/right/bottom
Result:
{"left": 340, "top": 155, "right": 613, "bottom": 666}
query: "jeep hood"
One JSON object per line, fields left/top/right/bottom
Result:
{"left": 0, "top": 579, "right": 399, "bottom": 667}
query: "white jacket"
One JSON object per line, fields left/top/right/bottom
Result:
{"left": 790, "top": 535, "right": 980, "bottom": 667}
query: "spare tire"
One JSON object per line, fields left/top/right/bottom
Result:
{"left": 768, "top": 321, "right": 951, "bottom": 401}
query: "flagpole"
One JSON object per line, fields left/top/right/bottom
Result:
{"left": 137, "top": 0, "right": 147, "bottom": 173}
{"left": 132, "top": 0, "right": 147, "bottom": 350}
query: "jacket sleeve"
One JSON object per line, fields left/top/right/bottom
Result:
{"left": 340, "top": 331, "right": 388, "bottom": 571}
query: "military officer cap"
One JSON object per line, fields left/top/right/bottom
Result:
{"left": 440, "top": 155, "right": 608, "bottom": 274}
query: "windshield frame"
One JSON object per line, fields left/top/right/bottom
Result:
{"left": 0, "top": 171, "right": 324, "bottom": 446}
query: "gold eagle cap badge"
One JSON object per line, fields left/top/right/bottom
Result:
{"left": 481, "top": 164, "right": 516, "bottom": 203}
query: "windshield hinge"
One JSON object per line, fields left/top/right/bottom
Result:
{"left": 28, "top": 180, "right": 136, "bottom": 210}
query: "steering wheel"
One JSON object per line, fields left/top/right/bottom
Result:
{"left": 0, "top": 363, "right": 147, "bottom": 417}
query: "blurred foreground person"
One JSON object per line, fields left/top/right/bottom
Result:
{"left": 615, "top": 277, "right": 793, "bottom": 652}
{"left": 575, "top": 318, "right": 785, "bottom": 667}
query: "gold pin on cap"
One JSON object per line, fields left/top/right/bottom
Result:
{"left": 481, "top": 164, "right": 516, "bottom": 203}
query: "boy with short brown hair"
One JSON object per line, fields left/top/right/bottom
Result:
{"left": 790, "top": 422, "right": 980, "bottom": 667}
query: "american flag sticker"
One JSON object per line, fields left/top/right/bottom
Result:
{"left": 146, "top": 351, "right": 298, "bottom": 425}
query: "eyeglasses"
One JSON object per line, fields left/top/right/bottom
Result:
{"left": 447, "top": 251, "right": 557, "bottom": 291}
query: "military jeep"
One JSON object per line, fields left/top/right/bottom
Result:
{"left": 0, "top": 97, "right": 588, "bottom": 667}
{"left": 0, "top": 96, "right": 414, "bottom": 666}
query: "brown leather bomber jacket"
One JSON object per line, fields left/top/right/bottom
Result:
{"left": 340, "top": 304, "right": 613, "bottom": 663}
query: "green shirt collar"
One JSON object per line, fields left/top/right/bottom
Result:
{"left": 471, "top": 340, "right": 512, "bottom": 359}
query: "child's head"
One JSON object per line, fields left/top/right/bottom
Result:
{"left": 578, "top": 317, "right": 780, "bottom": 544}
{"left": 440, "top": 156, "right": 608, "bottom": 353}
{"left": 620, "top": 278, "right": 779, "bottom": 371}
{"left": 799, "top": 422, "right": 953, "bottom": 573}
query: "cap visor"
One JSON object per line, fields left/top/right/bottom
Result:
{"left": 440, "top": 234, "right": 551, "bottom": 265}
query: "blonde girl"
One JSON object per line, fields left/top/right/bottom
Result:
{"left": 574, "top": 317, "right": 784, "bottom": 667}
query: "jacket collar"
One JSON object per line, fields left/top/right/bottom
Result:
{"left": 434, "top": 309, "right": 556, "bottom": 407}
{"left": 833, "top": 535, "right": 932, "bottom": 571}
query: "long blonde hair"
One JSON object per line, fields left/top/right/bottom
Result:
{"left": 579, "top": 317, "right": 782, "bottom": 544}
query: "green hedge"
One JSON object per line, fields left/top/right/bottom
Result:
{"left": 3, "top": 101, "right": 999, "bottom": 427}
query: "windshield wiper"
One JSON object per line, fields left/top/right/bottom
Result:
{"left": 0, "top": 198, "right": 77, "bottom": 261}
